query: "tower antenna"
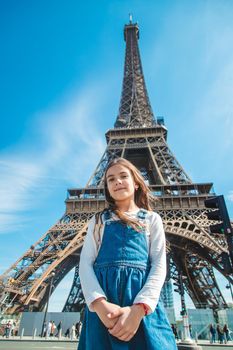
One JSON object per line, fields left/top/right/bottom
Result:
{"left": 129, "top": 13, "right": 133, "bottom": 24}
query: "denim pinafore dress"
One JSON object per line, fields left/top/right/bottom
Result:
{"left": 78, "top": 209, "right": 177, "bottom": 350}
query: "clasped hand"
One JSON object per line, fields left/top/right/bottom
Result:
{"left": 91, "top": 298, "right": 144, "bottom": 342}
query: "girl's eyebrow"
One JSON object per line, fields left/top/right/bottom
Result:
{"left": 107, "top": 171, "right": 128, "bottom": 178}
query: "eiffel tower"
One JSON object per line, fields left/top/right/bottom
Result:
{"left": 0, "top": 19, "right": 232, "bottom": 315}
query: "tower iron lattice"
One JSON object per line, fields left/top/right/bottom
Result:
{"left": 0, "top": 21, "right": 232, "bottom": 315}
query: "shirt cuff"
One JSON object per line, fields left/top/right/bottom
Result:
{"left": 86, "top": 292, "right": 107, "bottom": 312}
{"left": 133, "top": 296, "right": 159, "bottom": 315}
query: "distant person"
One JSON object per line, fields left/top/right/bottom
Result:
{"left": 79, "top": 321, "right": 82, "bottom": 335}
{"left": 3, "top": 321, "right": 11, "bottom": 338}
{"left": 223, "top": 324, "right": 230, "bottom": 343}
{"left": 11, "top": 321, "right": 16, "bottom": 337}
{"left": 46, "top": 321, "right": 52, "bottom": 337}
{"left": 50, "top": 321, "right": 56, "bottom": 337}
{"left": 65, "top": 327, "right": 70, "bottom": 338}
{"left": 75, "top": 321, "right": 81, "bottom": 338}
{"left": 209, "top": 324, "right": 216, "bottom": 343}
{"left": 71, "top": 324, "right": 76, "bottom": 340}
{"left": 56, "top": 321, "right": 62, "bottom": 337}
{"left": 216, "top": 325, "right": 224, "bottom": 344}
{"left": 171, "top": 324, "right": 179, "bottom": 340}
{"left": 14, "top": 322, "right": 18, "bottom": 336}
{"left": 189, "top": 324, "right": 193, "bottom": 339}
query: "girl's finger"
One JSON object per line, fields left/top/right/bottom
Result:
{"left": 113, "top": 327, "right": 132, "bottom": 338}
{"left": 118, "top": 328, "right": 137, "bottom": 341}
{"left": 108, "top": 323, "right": 122, "bottom": 335}
{"left": 118, "top": 332, "right": 128, "bottom": 340}
{"left": 122, "top": 333, "right": 134, "bottom": 342}
{"left": 115, "top": 329, "right": 127, "bottom": 338}
{"left": 107, "top": 309, "right": 123, "bottom": 319}
{"left": 118, "top": 332, "right": 132, "bottom": 341}
{"left": 109, "top": 328, "right": 123, "bottom": 337}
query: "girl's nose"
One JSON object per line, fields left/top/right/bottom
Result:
{"left": 115, "top": 178, "right": 122, "bottom": 185}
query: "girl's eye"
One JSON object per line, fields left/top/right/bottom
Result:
{"left": 108, "top": 178, "right": 114, "bottom": 182}
{"left": 121, "top": 175, "right": 128, "bottom": 178}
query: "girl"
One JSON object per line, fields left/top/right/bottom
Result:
{"left": 78, "top": 158, "right": 177, "bottom": 349}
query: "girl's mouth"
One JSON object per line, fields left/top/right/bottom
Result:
{"left": 114, "top": 188, "right": 126, "bottom": 192}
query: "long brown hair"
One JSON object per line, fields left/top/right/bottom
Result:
{"left": 104, "top": 158, "right": 155, "bottom": 229}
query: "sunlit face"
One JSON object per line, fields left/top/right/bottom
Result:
{"left": 106, "top": 164, "right": 138, "bottom": 203}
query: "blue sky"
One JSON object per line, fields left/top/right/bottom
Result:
{"left": 0, "top": 0, "right": 233, "bottom": 316}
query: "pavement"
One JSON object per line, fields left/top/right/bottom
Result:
{"left": 0, "top": 337, "right": 77, "bottom": 350}
{"left": 0, "top": 342, "right": 76, "bottom": 350}
{"left": 0, "top": 337, "right": 233, "bottom": 350}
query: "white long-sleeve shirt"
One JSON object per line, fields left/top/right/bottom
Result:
{"left": 79, "top": 209, "right": 166, "bottom": 313}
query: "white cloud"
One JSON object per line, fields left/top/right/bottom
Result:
{"left": 0, "top": 83, "right": 107, "bottom": 234}
{"left": 35, "top": 84, "right": 107, "bottom": 183}
{"left": 0, "top": 160, "right": 43, "bottom": 211}
{"left": 226, "top": 191, "right": 233, "bottom": 202}
{"left": 195, "top": 59, "right": 233, "bottom": 136}
{"left": 0, "top": 159, "right": 46, "bottom": 233}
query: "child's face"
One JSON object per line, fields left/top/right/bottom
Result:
{"left": 106, "top": 164, "right": 137, "bottom": 203}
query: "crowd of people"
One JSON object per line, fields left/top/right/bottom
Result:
{"left": 41, "top": 320, "right": 82, "bottom": 339}
{"left": 0, "top": 319, "right": 82, "bottom": 339}
{"left": 1, "top": 317, "right": 232, "bottom": 344}
{"left": 2, "top": 321, "right": 18, "bottom": 338}
{"left": 209, "top": 323, "right": 232, "bottom": 344}
{"left": 171, "top": 322, "right": 232, "bottom": 344}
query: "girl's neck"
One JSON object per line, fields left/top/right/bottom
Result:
{"left": 115, "top": 200, "right": 139, "bottom": 213}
